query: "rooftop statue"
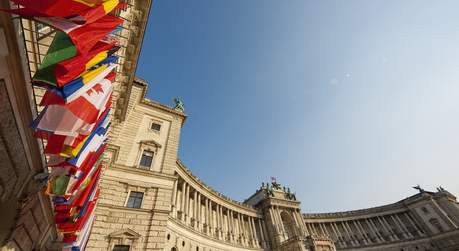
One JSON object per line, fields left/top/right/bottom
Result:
{"left": 413, "top": 184, "right": 425, "bottom": 193}
{"left": 173, "top": 97, "right": 185, "bottom": 112}
{"left": 271, "top": 177, "right": 281, "bottom": 190}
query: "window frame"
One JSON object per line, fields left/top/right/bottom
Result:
{"left": 125, "top": 191, "right": 144, "bottom": 209}
{"left": 150, "top": 121, "right": 162, "bottom": 133}
{"left": 113, "top": 245, "right": 130, "bottom": 251}
{"left": 138, "top": 150, "right": 154, "bottom": 170}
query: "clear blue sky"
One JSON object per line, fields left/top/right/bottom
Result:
{"left": 136, "top": 0, "right": 459, "bottom": 212}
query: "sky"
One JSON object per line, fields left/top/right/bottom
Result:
{"left": 136, "top": 0, "right": 459, "bottom": 213}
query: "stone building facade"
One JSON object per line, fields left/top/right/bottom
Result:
{"left": 2, "top": 0, "right": 459, "bottom": 250}
{"left": 85, "top": 78, "right": 459, "bottom": 251}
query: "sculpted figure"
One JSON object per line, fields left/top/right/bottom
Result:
{"left": 173, "top": 97, "right": 185, "bottom": 112}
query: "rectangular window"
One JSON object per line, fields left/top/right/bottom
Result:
{"left": 150, "top": 122, "right": 161, "bottom": 132}
{"left": 139, "top": 150, "right": 154, "bottom": 169}
{"left": 113, "top": 245, "right": 130, "bottom": 251}
{"left": 126, "top": 191, "right": 143, "bottom": 209}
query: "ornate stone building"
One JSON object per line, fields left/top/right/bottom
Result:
{"left": 85, "top": 78, "right": 459, "bottom": 251}
{"left": 2, "top": 1, "right": 459, "bottom": 250}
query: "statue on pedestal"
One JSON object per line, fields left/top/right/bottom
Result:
{"left": 173, "top": 97, "right": 185, "bottom": 112}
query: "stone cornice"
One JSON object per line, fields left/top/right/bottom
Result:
{"left": 263, "top": 197, "right": 301, "bottom": 209}
{"left": 109, "top": 163, "right": 177, "bottom": 182}
{"left": 176, "top": 160, "right": 260, "bottom": 216}
{"left": 117, "top": 0, "right": 153, "bottom": 121}
{"left": 139, "top": 139, "right": 162, "bottom": 149}
{"left": 97, "top": 203, "right": 171, "bottom": 215}
{"left": 302, "top": 192, "right": 436, "bottom": 220}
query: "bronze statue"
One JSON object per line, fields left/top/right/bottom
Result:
{"left": 173, "top": 97, "right": 185, "bottom": 112}
{"left": 412, "top": 184, "right": 425, "bottom": 193}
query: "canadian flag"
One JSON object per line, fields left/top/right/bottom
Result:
{"left": 32, "top": 76, "right": 112, "bottom": 137}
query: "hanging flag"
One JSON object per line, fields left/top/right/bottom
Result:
{"left": 43, "top": 133, "right": 89, "bottom": 156}
{"left": 51, "top": 73, "right": 113, "bottom": 126}
{"left": 9, "top": 0, "right": 125, "bottom": 23}
{"left": 31, "top": 89, "right": 111, "bottom": 137}
{"left": 33, "top": 40, "right": 116, "bottom": 87}
{"left": 36, "top": 15, "right": 123, "bottom": 55}
{"left": 7, "top": 0, "right": 127, "bottom": 245}
{"left": 68, "top": 0, "right": 126, "bottom": 24}
{"left": 31, "top": 32, "right": 78, "bottom": 88}
{"left": 46, "top": 111, "right": 110, "bottom": 167}
{"left": 40, "top": 70, "right": 116, "bottom": 106}
{"left": 10, "top": 0, "right": 92, "bottom": 18}
{"left": 55, "top": 44, "right": 119, "bottom": 86}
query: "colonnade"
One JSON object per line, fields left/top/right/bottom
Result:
{"left": 171, "top": 178, "right": 268, "bottom": 249}
{"left": 303, "top": 212, "right": 425, "bottom": 248}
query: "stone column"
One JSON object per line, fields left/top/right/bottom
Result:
{"left": 365, "top": 218, "right": 381, "bottom": 243}
{"left": 214, "top": 204, "right": 219, "bottom": 238}
{"left": 221, "top": 207, "right": 225, "bottom": 239}
{"left": 275, "top": 208, "right": 287, "bottom": 240}
{"left": 224, "top": 209, "right": 229, "bottom": 241}
{"left": 382, "top": 216, "right": 399, "bottom": 241}
{"left": 377, "top": 216, "right": 395, "bottom": 241}
{"left": 332, "top": 222, "right": 345, "bottom": 247}
{"left": 367, "top": 218, "right": 384, "bottom": 243}
{"left": 242, "top": 215, "right": 248, "bottom": 246}
{"left": 230, "top": 210, "right": 235, "bottom": 242}
{"left": 358, "top": 220, "right": 374, "bottom": 244}
{"left": 353, "top": 220, "right": 369, "bottom": 245}
{"left": 262, "top": 219, "right": 270, "bottom": 249}
{"left": 291, "top": 212, "right": 300, "bottom": 235}
{"left": 197, "top": 193, "right": 202, "bottom": 231}
{"left": 245, "top": 216, "right": 252, "bottom": 246}
{"left": 345, "top": 221, "right": 359, "bottom": 245}
{"left": 294, "top": 210, "right": 306, "bottom": 235}
{"left": 393, "top": 214, "right": 412, "bottom": 239}
{"left": 312, "top": 223, "right": 320, "bottom": 236}
{"left": 305, "top": 223, "right": 313, "bottom": 236}
{"left": 180, "top": 181, "right": 186, "bottom": 219}
{"left": 319, "top": 223, "right": 328, "bottom": 236}
{"left": 185, "top": 184, "right": 190, "bottom": 222}
{"left": 171, "top": 179, "right": 178, "bottom": 217}
{"left": 340, "top": 221, "right": 355, "bottom": 246}
{"left": 249, "top": 218, "right": 256, "bottom": 246}
{"left": 217, "top": 205, "right": 222, "bottom": 239}
{"left": 268, "top": 207, "right": 279, "bottom": 234}
{"left": 193, "top": 190, "right": 198, "bottom": 230}
{"left": 205, "top": 198, "right": 209, "bottom": 234}
{"left": 329, "top": 222, "right": 341, "bottom": 245}
{"left": 257, "top": 218, "right": 266, "bottom": 248}
{"left": 302, "top": 220, "right": 309, "bottom": 235}
{"left": 404, "top": 212, "right": 424, "bottom": 237}
{"left": 208, "top": 200, "right": 213, "bottom": 235}
{"left": 237, "top": 213, "right": 243, "bottom": 244}
{"left": 221, "top": 206, "right": 225, "bottom": 239}
{"left": 251, "top": 217, "right": 259, "bottom": 247}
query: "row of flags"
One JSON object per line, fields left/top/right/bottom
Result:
{"left": 3, "top": 0, "right": 126, "bottom": 250}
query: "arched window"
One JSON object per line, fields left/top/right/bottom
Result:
{"left": 280, "top": 211, "right": 296, "bottom": 239}
{"left": 171, "top": 248, "right": 177, "bottom": 251}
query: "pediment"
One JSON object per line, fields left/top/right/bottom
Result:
{"left": 109, "top": 228, "right": 141, "bottom": 239}
{"left": 139, "top": 140, "right": 162, "bottom": 149}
